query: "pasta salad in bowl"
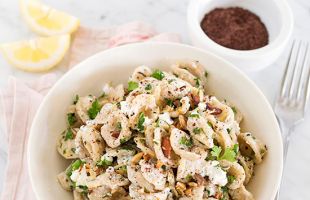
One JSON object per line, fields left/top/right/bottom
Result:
{"left": 28, "top": 43, "right": 282, "bottom": 200}
{"left": 56, "top": 62, "right": 267, "bottom": 200}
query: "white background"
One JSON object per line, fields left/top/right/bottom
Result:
{"left": 0, "top": 0, "right": 310, "bottom": 199}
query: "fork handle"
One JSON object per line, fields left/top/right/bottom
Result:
{"left": 282, "top": 126, "right": 294, "bottom": 164}
{"left": 275, "top": 123, "right": 295, "bottom": 200}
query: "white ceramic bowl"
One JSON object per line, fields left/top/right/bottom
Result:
{"left": 28, "top": 43, "right": 282, "bottom": 200}
{"left": 187, "top": 0, "right": 294, "bottom": 71}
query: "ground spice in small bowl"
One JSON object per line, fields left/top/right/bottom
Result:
{"left": 200, "top": 7, "right": 269, "bottom": 50}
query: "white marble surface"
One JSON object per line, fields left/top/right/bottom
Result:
{"left": 0, "top": 0, "right": 309, "bottom": 199}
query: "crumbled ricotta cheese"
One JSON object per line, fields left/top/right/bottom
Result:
{"left": 198, "top": 102, "right": 206, "bottom": 111}
{"left": 143, "top": 116, "right": 152, "bottom": 127}
{"left": 120, "top": 101, "right": 130, "bottom": 116}
{"left": 102, "top": 83, "right": 111, "bottom": 95}
{"left": 159, "top": 112, "right": 174, "bottom": 125}
{"left": 205, "top": 161, "right": 227, "bottom": 186}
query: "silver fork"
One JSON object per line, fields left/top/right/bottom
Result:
{"left": 274, "top": 40, "right": 310, "bottom": 200}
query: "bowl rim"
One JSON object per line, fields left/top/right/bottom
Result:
{"left": 187, "top": 0, "right": 294, "bottom": 57}
{"left": 28, "top": 42, "right": 283, "bottom": 199}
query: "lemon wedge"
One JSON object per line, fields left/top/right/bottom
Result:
{"left": 20, "top": 0, "right": 79, "bottom": 36}
{"left": 1, "top": 34, "right": 70, "bottom": 72}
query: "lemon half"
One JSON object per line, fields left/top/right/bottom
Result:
{"left": 1, "top": 34, "right": 70, "bottom": 72}
{"left": 20, "top": 0, "right": 79, "bottom": 36}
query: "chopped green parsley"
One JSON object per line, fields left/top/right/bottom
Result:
{"left": 66, "top": 159, "right": 83, "bottom": 177}
{"left": 73, "top": 95, "right": 79, "bottom": 105}
{"left": 116, "top": 122, "right": 122, "bottom": 131}
{"left": 194, "top": 77, "right": 200, "bottom": 87}
{"left": 209, "top": 145, "right": 238, "bottom": 162}
{"left": 185, "top": 174, "right": 193, "bottom": 181}
{"left": 179, "top": 136, "right": 193, "bottom": 147}
{"left": 189, "top": 113, "right": 200, "bottom": 118}
{"left": 137, "top": 112, "right": 145, "bottom": 132}
{"left": 165, "top": 98, "right": 173, "bottom": 107}
{"left": 97, "top": 158, "right": 113, "bottom": 167}
{"left": 207, "top": 121, "right": 213, "bottom": 129}
{"left": 128, "top": 81, "right": 139, "bottom": 92}
{"left": 65, "top": 128, "right": 74, "bottom": 141}
{"left": 145, "top": 84, "right": 152, "bottom": 90}
{"left": 87, "top": 99, "right": 102, "bottom": 119}
{"left": 193, "top": 127, "right": 202, "bottom": 134}
{"left": 151, "top": 69, "right": 165, "bottom": 80}
{"left": 120, "top": 137, "right": 128, "bottom": 144}
{"left": 67, "top": 113, "right": 76, "bottom": 126}
{"left": 231, "top": 107, "right": 237, "bottom": 115}
{"left": 227, "top": 175, "right": 236, "bottom": 184}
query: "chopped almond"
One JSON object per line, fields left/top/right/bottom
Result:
{"left": 162, "top": 136, "right": 172, "bottom": 158}
{"left": 187, "top": 182, "right": 198, "bottom": 187}
{"left": 111, "top": 131, "right": 120, "bottom": 138}
{"left": 175, "top": 182, "right": 186, "bottom": 195}
{"left": 131, "top": 152, "right": 144, "bottom": 165}
{"left": 192, "top": 94, "right": 200, "bottom": 106}
{"left": 185, "top": 188, "right": 193, "bottom": 196}
{"left": 178, "top": 115, "right": 187, "bottom": 130}
{"left": 194, "top": 174, "right": 206, "bottom": 186}
{"left": 206, "top": 103, "right": 222, "bottom": 115}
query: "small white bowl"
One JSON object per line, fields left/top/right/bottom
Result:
{"left": 28, "top": 43, "right": 282, "bottom": 200}
{"left": 187, "top": 0, "right": 294, "bottom": 71}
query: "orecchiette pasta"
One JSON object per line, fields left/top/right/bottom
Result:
{"left": 57, "top": 62, "right": 267, "bottom": 200}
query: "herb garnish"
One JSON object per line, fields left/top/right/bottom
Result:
{"left": 189, "top": 113, "right": 200, "bottom": 118}
{"left": 179, "top": 136, "right": 193, "bottom": 147}
{"left": 73, "top": 95, "right": 79, "bottom": 105}
{"left": 185, "top": 174, "right": 193, "bottom": 181}
{"left": 78, "top": 185, "right": 88, "bottom": 194}
{"left": 137, "top": 112, "right": 145, "bottom": 132}
{"left": 120, "top": 137, "right": 128, "bottom": 144}
{"left": 231, "top": 107, "right": 237, "bottom": 115}
{"left": 145, "top": 84, "right": 152, "bottom": 90}
{"left": 67, "top": 113, "right": 77, "bottom": 126}
{"left": 65, "top": 128, "right": 74, "bottom": 141}
{"left": 165, "top": 98, "right": 173, "bottom": 107}
{"left": 116, "top": 122, "right": 122, "bottom": 131}
{"left": 151, "top": 69, "right": 165, "bottom": 80}
{"left": 227, "top": 175, "right": 236, "bottom": 184}
{"left": 66, "top": 159, "right": 83, "bottom": 177}
{"left": 209, "top": 144, "right": 238, "bottom": 162}
{"left": 194, "top": 77, "right": 200, "bottom": 87}
{"left": 87, "top": 99, "right": 102, "bottom": 119}
{"left": 193, "top": 127, "right": 202, "bottom": 134}
{"left": 97, "top": 158, "right": 113, "bottom": 167}
{"left": 128, "top": 81, "right": 139, "bottom": 92}
{"left": 207, "top": 121, "right": 213, "bottom": 129}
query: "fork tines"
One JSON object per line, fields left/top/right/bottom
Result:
{"left": 280, "top": 40, "right": 310, "bottom": 110}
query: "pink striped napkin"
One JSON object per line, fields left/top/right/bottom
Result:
{"left": 0, "top": 21, "right": 180, "bottom": 200}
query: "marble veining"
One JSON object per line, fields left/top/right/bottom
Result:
{"left": 0, "top": 0, "right": 309, "bottom": 199}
